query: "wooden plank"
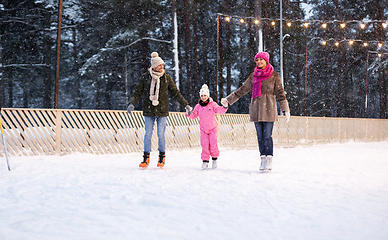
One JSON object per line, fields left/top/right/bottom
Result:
{"left": 71, "top": 111, "right": 99, "bottom": 154}
{"left": 0, "top": 110, "right": 29, "bottom": 156}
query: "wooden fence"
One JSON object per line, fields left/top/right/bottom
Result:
{"left": 0, "top": 108, "right": 387, "bottom": 157}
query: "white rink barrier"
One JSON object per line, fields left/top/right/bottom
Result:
{"left": 0, "top": 108, "right": 387, "bottom": 156}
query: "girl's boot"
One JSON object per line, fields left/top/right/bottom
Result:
{"left": 212, "top": 157, "right": 217, "bottom": 169}
{"left": 202, "top": 160, "right": 209, "bottom": 170}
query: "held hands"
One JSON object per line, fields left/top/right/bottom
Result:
{"left": 127, "top": 104, "right": 134, "bottom": 114}
{"left": 285, "top": 111, "right": 290, "bottom": 123}
{"left": 185, "top": 105, "right": 193, "bottom": 115}
{"left": 221, "top": 98, "right": 228, "bottom": 108}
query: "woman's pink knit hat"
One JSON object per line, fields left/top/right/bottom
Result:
{"left": 254, "top": 52, "right": 270, "bottom": 63}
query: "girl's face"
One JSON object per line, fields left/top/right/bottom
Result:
{"left": 255, "top": 58, "right": 267, "bottom": 69}
{"left": 200, "top": 95, "right": 209, "bottom": 101}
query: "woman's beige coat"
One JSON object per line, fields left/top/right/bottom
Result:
{"left": 225, "top": 71, "right": 289, "bottom": 122}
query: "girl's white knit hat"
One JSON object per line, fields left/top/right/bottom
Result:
{"left": 150, "top": 52, "right": 165, "bottom": 68}
{"left": 199, "top": 84, "right": 210, "bottom": 97}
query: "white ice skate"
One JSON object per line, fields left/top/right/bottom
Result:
{"left": 266, "top": 155, "right": 273, "bottom": 172}
{"left": 202, "top": 161, "right": 209, "bottom": 170}
{"left": 259, "top": 155, "right": 267, "bottom": 172}
{"left": 212, "top": 160, "right": 217, "bottom": 169}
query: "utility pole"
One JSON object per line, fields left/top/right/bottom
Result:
{"left": 55, "top": 0, "right": 63, "bottom": 109}
{"left": 255, "top": 0, "right": 263, "bottom": 52}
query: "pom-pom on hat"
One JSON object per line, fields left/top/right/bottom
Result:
{"left": 254, "top": 51, "right": 270, "bottom": 64}
{"left": 199, "top": 84, "right": 210, "bottom": 97}
{"left": 150, "top": 52, "right": 165, "bottom": 68}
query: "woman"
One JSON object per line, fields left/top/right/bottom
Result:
{"left": 221, "top": 52, "right": 290, "bottom": 172}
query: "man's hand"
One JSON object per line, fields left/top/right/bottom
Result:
{"left": 185, "top": 105, "right": 193, "bottom": 115}
{"left": 127, "top": 104, "right": 134, "bottom": 114}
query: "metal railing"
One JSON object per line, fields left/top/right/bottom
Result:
{"left": 0, "top": 108, "right": 387, "bottom": 156}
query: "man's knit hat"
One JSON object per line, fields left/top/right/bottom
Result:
{"left": 254, "top": 51, "right": 270, "bottom": 63}
{"left": 199, "top": 84, "right": 210, "bottom": 97}
{"left": 150, "top": 52, "right": 165, "bottom": 68}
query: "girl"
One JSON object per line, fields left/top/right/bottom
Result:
{"left": 186, "top": 84, "right": 228, "bottom": 170}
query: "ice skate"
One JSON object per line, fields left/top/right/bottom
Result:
{"left": 212, "top": 159, "right": 217, "bottom": 169}
{"left": 266, "top": 155, "right": 273, "bottom": 172}
{"left": 202, "top": 161, "right": 209, "bottom": 170}
{"left": 259, "top": 155, "right": 267, "bottom": 172}
{"left": 157, "top": 152, "right": 165, "bottom": 168}
{"left": 139, "top": 153, "right": 150, "bottom": 170}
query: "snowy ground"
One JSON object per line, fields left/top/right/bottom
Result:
{"left": 0, "top": 141, "right": 387, "bottom": 240}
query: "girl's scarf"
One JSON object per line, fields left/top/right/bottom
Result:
{"left": 148, "top": 67, "right": 165, "bottom": 106}
{"left": 199, "top": 99, "right": 210, "bottom": 107}
{"left": 252, "top": 64, "right": 274, "bottom": 99}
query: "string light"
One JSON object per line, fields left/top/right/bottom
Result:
{"left": 218, "top": 14, "right": 388, "bottom": 50}
{"left": 378, "top": 53, "right": 382, "bottom": 57}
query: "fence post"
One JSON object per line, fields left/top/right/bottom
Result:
{"left": 55, "top": 110, "right": 63, "bottom": 154}
{"left": 338, "top": 118, "right": 341, "bottom": 142}
{"left": 305, "top": 117, "right": 309, "bottom": 143}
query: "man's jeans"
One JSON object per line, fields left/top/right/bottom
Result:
{"left": 254, "top": 121, "right": 274, "bottom": 156}
{"left": 144, "top": 116, "right": 167, "bottom": 153}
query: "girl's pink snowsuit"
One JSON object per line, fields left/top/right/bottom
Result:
{"left": 186, "top": 98, "right": 228, "bottom": 160}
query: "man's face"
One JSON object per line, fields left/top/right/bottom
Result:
{"left": 153, "top": 64, "right": 164, "bottom": 72}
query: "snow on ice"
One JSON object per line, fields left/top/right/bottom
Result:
{"left": 0, "top": 141, "right": 387, "bottom": 240}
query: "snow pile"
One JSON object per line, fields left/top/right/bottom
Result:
{"left": 0, "top": 141, "right": 387, "bottom": 240}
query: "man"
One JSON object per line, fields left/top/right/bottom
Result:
{"left": 127, "top": 52, "right": 192, "bottom": 169}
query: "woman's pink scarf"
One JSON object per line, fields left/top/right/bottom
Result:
{"left": 252, "top": 64, "right": 274, "bottom": 99}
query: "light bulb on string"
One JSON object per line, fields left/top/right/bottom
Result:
{"left": 225, "top": 16, "right": 231, "bottom": 22}
{"left": 360, "top": 23, "right": 366, "bottom": 29}
{"left": 349, "top": 40, "right": 354, "bottom": 45}
{"left": 321, "top": 41, "right": 327, "bottom": 45}
{"left": 378, "top": 53, "right": 382, "bottom": 57}
{"left": 382, "top": 23, "right": 387, "bottom": 28}
{"left": 378, "top": 43, "right": 383, "bottom": 48}
{"left": 304, "top": 22, "right": 309, "bottom": 28}
{"left": 254, "top": 19, "right": 259, "bottom": 25}
{"left": 271, "top": 21, "right": 276, "bottom": 26}
{"left": 363, "top": 42, "right": 368, "bottom": 47}
{"left": 287, "top": 22, "right": 292, "bottom": 27}
{"left": 335, "top": 42, "right": 340, "bottom": 47}
{"left": 240, "top": 18, "right": 245, "bottom": 23}
{"left": 340, "top": 23, "right": 346, "bottom": 28}
{"left": 322, "top": 23, "right": 327, "bottom": 28}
